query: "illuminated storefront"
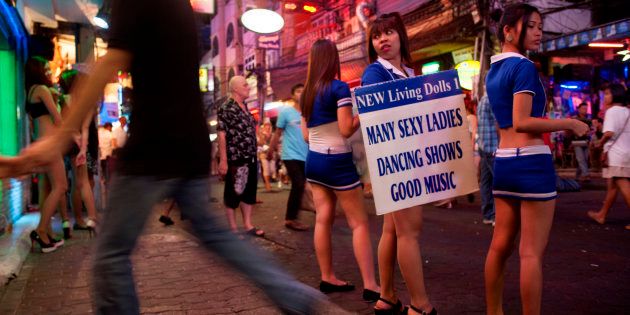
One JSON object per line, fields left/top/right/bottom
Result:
{"left": 0, "top": 0, "right": 29, "bottom": 231}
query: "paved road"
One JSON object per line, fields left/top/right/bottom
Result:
{"left": 1, "top": 176, "right": 629, "bottom": 314}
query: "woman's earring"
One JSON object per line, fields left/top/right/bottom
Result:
{"left": 506, "top": 34, "right": 514, "bottom": 42}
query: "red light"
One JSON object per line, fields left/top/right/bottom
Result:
{"left": 303, "top": 5, "right": 317, "bottom": 13}
{"left": 284, "top": 2, "right": 297, "bottom": 10}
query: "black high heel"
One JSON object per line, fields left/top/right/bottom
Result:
{"left": 374, "top": 298, "right": 407, "bottom": 315}
{"left": 29, "top": 231, "right": 57, "bottom": 253}
{"left": 409, "top": 304, "right": 436, "bottom": 315}
{"left": 363, "top": 289, "right": 380, "bottom": 302}
{"left": 62, "top": 220, "right": 72, "bottom": 239}
{"left": 73, "top": 222, "right": 89, "bottom": 230}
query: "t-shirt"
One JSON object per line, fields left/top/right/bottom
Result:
{"left": 486, "top": 52, "right": 546, "bottom": 129}
{"left": 306, "top": 80, "right": 353, "bottom": 128}
{"left": 603, "top": 106, "right": 630, "bottom": 167}
{"left": 108, "top": 0, "right": 211, "bottom": 177}
{"left": 276, "top": 106, "right": 308, "bottom": 161}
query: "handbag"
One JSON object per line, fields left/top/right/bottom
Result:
{"left": 601, "top": 109, "right": 630, "bottom": 168}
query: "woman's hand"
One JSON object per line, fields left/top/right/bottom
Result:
{"left": 570, "top": 119, "right": 589, "bottom": 137}
{"left": 76, "top": 150, "right": 87, "bottom": 166}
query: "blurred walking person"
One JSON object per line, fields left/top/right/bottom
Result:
{"left": 4, "top": 1, "right": 325, "bottom": 313}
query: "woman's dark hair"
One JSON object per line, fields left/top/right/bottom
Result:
{"left": 607, "top": 83, "right": 627, "bottom": 105}
{"left": 301, "top": 39, "right": 340, "bottom": 123}
{"left": 491, "top": 4, "right": 541, "bottom": 53}
{"left": 366, "top": 12, "right": 411, "bottom": 65}
{"left": 25, "top": 56, "right": 52, "bottom": 91}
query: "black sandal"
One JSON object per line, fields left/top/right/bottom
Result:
{"left": 409, "top": 304, "right": 436, "bottom": 315}
{"left": 319, "top": 280, "right": 355, "bottom": 293}
{"left": 374, "top": 298, "right": 407, "bottom": 315}
{"left": 245, "top": 227, "right": 265, "bottom": 237}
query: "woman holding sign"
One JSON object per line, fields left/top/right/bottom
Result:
{"left": 485, "top": 4, "right": 588, "bottom": 315}
{"left": 361, "top": 13, "right": 436, "bottom": 315}
{"left": 301, "top": 39, "right": 381, "bottom": 302}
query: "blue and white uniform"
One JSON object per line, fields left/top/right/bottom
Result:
{"left": 486, "top": 52, "right": 556, "bottom": 201}
{"left": 362, "top": 57, "right": 414, "bottom": 85}
{"left": 305, "top": 79, "right": 362, "bottom": 190}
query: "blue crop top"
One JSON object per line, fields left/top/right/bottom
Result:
{"left": 306, "top": 79, "right": 353, "bottom": 128}
{"left": 486, "top": 52, "right": 546, "bottom": 128}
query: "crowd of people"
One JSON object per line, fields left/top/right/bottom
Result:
{"left": 0, "top": 1, "right": 629, "bottom": 315}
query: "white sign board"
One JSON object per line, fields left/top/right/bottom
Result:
{"left": 353, "top": 70, "right": 478, "bottom": 215}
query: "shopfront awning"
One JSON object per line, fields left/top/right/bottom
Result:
{"left": 19, "top": 0, "right": 101, "bottom": 30}
{"left": 542, "top": 18, "right": 630, "bottom": 52}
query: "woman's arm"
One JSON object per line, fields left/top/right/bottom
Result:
{"left": 301, "top": 117, "right": 309, "bottom": 143}
{"left": 512, "top": 93, "right": 588, "bottom": 135}
{"left": 598, "top": 131, "right": 614, "bottom": 149}
{"left": 337, "top": 107, "right": 360, "bottom": 138}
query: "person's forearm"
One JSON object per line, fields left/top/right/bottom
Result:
{"left": 514, "top": 117, "right": 574, "bottom": 133}
{"left": 599, "top": 132, "right": 613, "bottom": 147}
{"left": 62, "top": 50, "right": 130, "bottom": 139}
{"left": 269, "top": 129, "right": 282, "bottom": 153}
{"left": 79, "top": 114, "right": 91, "bottom": 150}
{"left": 218, "top": 132, "right": 228, "bottom": 163}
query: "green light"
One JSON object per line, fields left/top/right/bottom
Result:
{"left": 0, "top": 50, "right": 19, "bottom": 156}
{"left": 421, "top": 61, "right": 440, "bottom": 75}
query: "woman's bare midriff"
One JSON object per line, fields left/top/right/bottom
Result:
{"left": 35, "top": 116, "right": 56, "bottom": 138}
{"left": 498, "top": 128, "right": 545, "bottom": 149}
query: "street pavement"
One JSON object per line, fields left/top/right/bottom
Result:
{"left": 0, "top": 175, "right": 629, "bottom": 314}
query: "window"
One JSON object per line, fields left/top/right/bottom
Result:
{"left": 212, "top": 37, "right": 219, "bottom": 57}
{"left": 226, "top": 23, "right": 234, "bottom": 47}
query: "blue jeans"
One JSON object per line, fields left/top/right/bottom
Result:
{"left": 93, "top": 175, "right": 323, "bottom": 314}
{"left": 479, "top": 150, "right": 495, "bottom": 220}
{"left": 574, "top": 144, "right": 589, "bottom": 178}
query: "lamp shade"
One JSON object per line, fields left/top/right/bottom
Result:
{"left": 240, "top": 9, "right": 284, "bottom": 34}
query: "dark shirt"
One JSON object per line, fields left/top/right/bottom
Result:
{"left": 217, "top": 98, "right": 257, "bottom": 162}
{"left": 108, "top": 0, "right": 211, "bottom": 177}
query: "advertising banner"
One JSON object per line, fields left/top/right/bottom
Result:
{"left": 353, "top": 70, "right": 479, "bottom": 214}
